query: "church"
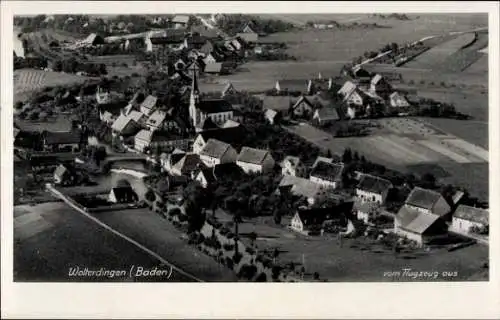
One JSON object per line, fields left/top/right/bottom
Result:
{"left": 188, "top": 66, "right": 235, "bottom": 130}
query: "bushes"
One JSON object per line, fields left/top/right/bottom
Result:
{"left": 238, "top": 264, "right": 258, "bottom": 281}
{"left": 233, "top": 252, "right": 243, "bottom": 264}
{"left": 225, "top": 257, "right": 234, "bottom": 270}
{"left": 223, "top": 243, "right": 235, "bottom": 251}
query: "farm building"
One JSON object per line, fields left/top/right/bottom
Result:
{"left": 42, "top": 130, "right": 81, "bottom": 153}
{"left": 354, "top": 200, "right": 380, "bottom": 224}
{"left": 199, "top": 138, "right": 238, "bottom": 168}
{"left": 394, "top": 206, "right": 448, "bottom": 246}
{"left": 53, "top": 164, "right": 77, "bottom": 186}
{"left": 338, "top": 81, "right": 365, "bottom": 107}
{"left": 236, "top": 32, "right": 258, "bottom": 43}
{"left": 192, "top": 127, "right": 244, "bottom": 154}
{"left": 281, "top": 155, "right": 306, "bottom": 177}
{"left": 290, "top": 95, "right": 315, "bottom": 118}
{"left": 170, "top": 153, "right": 203, "bottom": 177}
{"left": 108, "top": 186, "right": 138, "bottom": 204}
{"left": 389, "top": 92, "right": 411, "bottom": 108}
{"left": 450, "top": 205, "right": 489, "bottom": 235}
{"left": 275, "top": 79, "right": 310, "bottom": 95}
{"left": 134, "top": 129, "right": 192, "bottom": 153}
{"left": 160, "top": 149, "right": 186, "bottom": 173}
{"left": 242, "top": 23, "right": 257, "bottom": 34}
{"left": 145, "top": 110, "right": 182, "bottom": 131}
{"left": 277, "top": 175, "right": 327, "bottom": 206}
{"left": 312, "top": 156, "right": 337, "bottom": 168}
{"left": 264, "top": 108, "right": 281, "bottom": 125}
{"left": 355, "top": 174, "right": 393, "bottom": 205}
{"left": 404, "top": 187, "right": 451, "bottom": 218}
{"left": 172, "top": 15, "right": 190, "bottom": 29}
{"left": 236, "top": 147, "right": 275, "bottom": 174}
{"left": 312, "top": 107, "right": 340, "bottom": 125}
{"left": 290, "top": 202, "right": 352, "bottom": 236}
{"left": 370, "top": 74, "right": 392, "bottom": 98}
{"left": 261, "top": 96, "right": 293, "bottom": 116}
{"left": 140, "top": 95, "right": 159, "bottom": 116}
{"left": 194, "top": 163, "right": 244, "bottom": 188}
{"left": 309, "top": 161, "right": 344, "bottom": 189}
{"left": 111, "top": 114, "right": 141, "bottom": 137}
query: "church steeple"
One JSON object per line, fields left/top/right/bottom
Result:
{"left": 189, "top": 63, "right": 200, "bottom": 127}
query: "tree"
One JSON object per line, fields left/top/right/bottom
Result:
{"left": 248, "top": 231, "right": 257, "bottom": 247}
{"left": 14, "top": 101, "right": 23, "bottom": 110}
{"left": 342, "top": 148, "right": 353, "bottom": 163}
{"left": 145, "top": 189, "right": 156, "bottom": 203}
{"left": 92, "top": 145, "right": 107, "bottom": 165}
{"left": 185, "top": 200, "right": 205, "bottom": 234}
{"left": 421, "top": 173, "right": 436, "bottom": 189}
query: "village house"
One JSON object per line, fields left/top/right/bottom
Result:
{"left": 338, "top": 81, "right": 365, "bottom": 107}
{"left": 309, "top": 161, "right": 344, "bottom": 189}
{"left": 111, "top": 114, "right": 141, "bottom": 138}
{"left": 312, "top": 107, "right": 340, "bottom": 125}
{"left": 242, "top": 22, "right": 257, "bottom": 34}
{"left": 172, "top": 15, "right": 190, "bottom": 29}
{"left": 192, "top": 126, "right": 243, "bottom": 154}
{"left": 370, "top": 74, "right": 392, "bottom": 98}
{"left": 53, "top": 164, "right": 77, "bottom": 186}
{"left": 354, "top": 200, "right": 380, "bottom": 224}
{"left": 404, "top": 187, "right": 451, "bottom": 218}
{"left": 108, "top": 186, "right": 139, "bottom": 204}
{"left": 281, "top": 156, "right": 306, "bottom": 177}
{"left": 312, "top": 156, "right": 336, "bottom": 168}
{"left": 450, "top": 205, "right": 489, "bottom": 235}
{"left": 274, "top": 79, "right": 310, "bottom": 95}
{"left": 194, "top": 163, "right": 244, "bottom": 188}
{"left": 389, "top": 91, "right": 411, "bottom": 109}
{"left": 30, "top": 155, "right": 60, "bottom": 173}
{"left": 355, "top": 173, "right": 393, "bottom": 204}
{"left": 290, "top": 202, "right": 352, "bottom": 236}
{"left": 290, "top": 95, "right": 315, "bottom": 118}
{"left": 220, "top": 119, "right": 241, "bottom": 129}
{"left": 264, "top": 108, "right": 281, "bottom": 125}
{"left": 134, "top": 129, "right": 192, "bottom": 153}
{"left": 145, "top": 110, "right": 181, "bottom": 131}
{"left": 195, "top": 117, "right": 219, "bottom": 133}
{"left": 140, "top": 95, "right": 159, "bottom": 116}
{"left": 236, "top": 147, "right": 275, "bottom": 174}
{"left": 170, "top": 153, "right": 204, "bottom": 177}
{"left": 203, "top": 62, "right": 225, "bottom": 75}
{"left": 202, "top": 52, "right": 217, "bottom": 65}
{"left": 236, "top": 32, "right": 258, "bottom": 43}
{"left": 198, "top": 82, "right": 237, "bottom": 98}
{"left": 160, "top": 149, "right": 186, "bottom": 173}
{"left": 199, "top": 138, "right": 238, "bottom": 167}
{"left": 277, "top": 175, "right": 327, "bottom": 206}
{"left": 394, "top": 205, "right": 448, "bottom": 246}
{"left": 261, "top": 96, "right": 293, "bottom": 117}
{"left": 42, "top": 130, "right": 81, "bottom": 153}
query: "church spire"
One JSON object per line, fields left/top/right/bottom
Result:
{"left": 189, "top": 63, "right": 200, "bottom": 127}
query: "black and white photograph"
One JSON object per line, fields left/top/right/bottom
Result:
{"left": 2, "top": 1, "right": 499, "bottom": 318}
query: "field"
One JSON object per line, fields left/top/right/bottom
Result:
{"left": 263, "top": 14, "right": 487, "bottom": 62}
{"left": 465, "top": 54, "right": 488, "bottom": 74}
{"left": 213, "top": 209, "right": 487, "bottom": 281}
{"left": 14, "top": 68, "right": 91, "bottom": 101}
{"left": 16, "top": 114, "right": 74, "bottom": 132}
{"left": 285, "top": 118, "right": 489, "bottom": 200}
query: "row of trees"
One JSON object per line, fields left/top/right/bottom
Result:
{"left": 51, "top": 57, "right": 107, "bottom": 76}
{"left": 216, "top": 14, "right": 295, "bottom": 36}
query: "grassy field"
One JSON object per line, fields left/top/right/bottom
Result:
{"left": 263, "top": 14, "right": 487, "bottom": 62}
{"left": 214, "top": 209, "right": 487, "bottom": 281}
{"left": 465, "top": 54, "right": 488, "bottom": 74}
{"left": 16, "top": 114, "right": 74, "bottom": 132}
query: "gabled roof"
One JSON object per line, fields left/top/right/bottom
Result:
{"left": 261, "top": 96, "right": 292, "bottom": 112}
{"left": 454, "top": 205, "right": 488, "bottom": 224}
{"left": 135, "top": 129, "right": 154, "bottom": 143}
{"left": 312, "top": 156, "right": 335, "bottom": 168}
{"left": 128, "top": 110, "right": 145, "bottom": 123}
{"left": 396, "top": 206, "right": 441, "bottom": 235}
{"left": 237, "top": 147, "right": 272, "bottom": 165}
{"left": 198, "top": 162, "right": 244, "bottom": 184}
{"left": 353, "top": 199, "right": 379, "bottom": 213}
{"left": 197, "top": 127, "right": 243, "bottom": 144}
{"left": 291, "top": 95, "right": 314, "bottom": 110}
{"left": 314, "top": 107, "right": 340, "bottom": 121}
{"left": 338, "top": 81, "right": 359, "bottom": 99}
{"left": 199, "top": 138, "right": 233, "bottom": 159}
{"left": 43, "top": 131, "right": 80, "bottom": 145}
{"left": 111, "top": 114, "right": 137, "bottom": 133}
{"left": 236, "top": 32, "right": 258, "bottom": 43}
{"left": 197, "top": 99, "right": 234, "bottom": 114}
{"left": 110, "top": 186, "right": 137, "bottom": 200}
{"left": 276, "top": 79, "right": 308, "bottom": 92}
{"left": 371, "top": 74, "right": 384, "bottom": 85}
{"left": 172, "top": 15, "right": 190, "bottom": 24}
{"left": 405, "top": 187, "right": 443, "bottom": 211}
{"left": 310, "top": 162, "right": 344, "bottom": 182}
{"left": 296, "top": 203, "right": 352, "bottom": 226}
{"left": 54, "top": 164, "right": 72, "bottom": 178}
{"left": 279, "top": 175, "right": 324, "bottom": 199}
{"left": 140, "top": 95, "right": 158, "bottom": 111}
{"left": 198, "top": 117, "right": 219, "bottom": 131}
{"left": 146, "top": 110, "right": 167, "bottom": 127}
{"left": 264, "top": 108, "right": 279, "bottom": 119}
{"left": 221, "top": 119, "right": 240, "bottom": 128}
{"left": 172, "top": 153, "right": 202, "bottom": 173}
{"left": 357, "top": 174, "right": 393, "bottom": 195}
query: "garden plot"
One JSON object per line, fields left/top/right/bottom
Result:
{"left": 14, "top": 69, "right": 89, "bottom": 97}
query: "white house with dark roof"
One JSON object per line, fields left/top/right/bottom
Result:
{"left": 394, "top": 205, "right": 448, "bottom": 246}
{"left": 309, "top": 161, "right": 344, "bottom": 189}
{"left": 192, "top": 127, "right": 243, "bottom": 154}
{"left": 111, "top": 114, "right": 141, "bottom": 137}
{"left": 354, "top": 200, "right": 380, "bottom": 224}
{"left": 42, "top": 131, "right": 81, "bottom": 152}
{"left": 355, "top": 173, "right": 393, "bottom": 204}
{"left": 312, "top": 107, "right": 340, "bottom": 125}
{"left": 281, "top": 155, "right": 305, "bottom": 177}
{"left": 290, "top": 95, "right": 315, "bottom": 118}
{"left": 170, "top": 153, "right": 203, "bottom": 177}
{"left": 199, "top": 138, "right": 238, "bottom": 167}
{"left": 450, "top": 205, "right": 489, "bottom": 235}
{"left": 389, "top": 92, "right": 411, "bottom": 108}
{"left": 134, "top": 129, "right": 191, "bottom": 153}
{"left": 236, "top": 147, "right": 275, "bottom": 174}
{"left": 404, "top": 187, "right": 451, "bottom": 218}
{"left": 53, "top": 164, "right": 76, "bottom": 186}
{"left": 278, "top": 175, "right": 327, "bottom": 206}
